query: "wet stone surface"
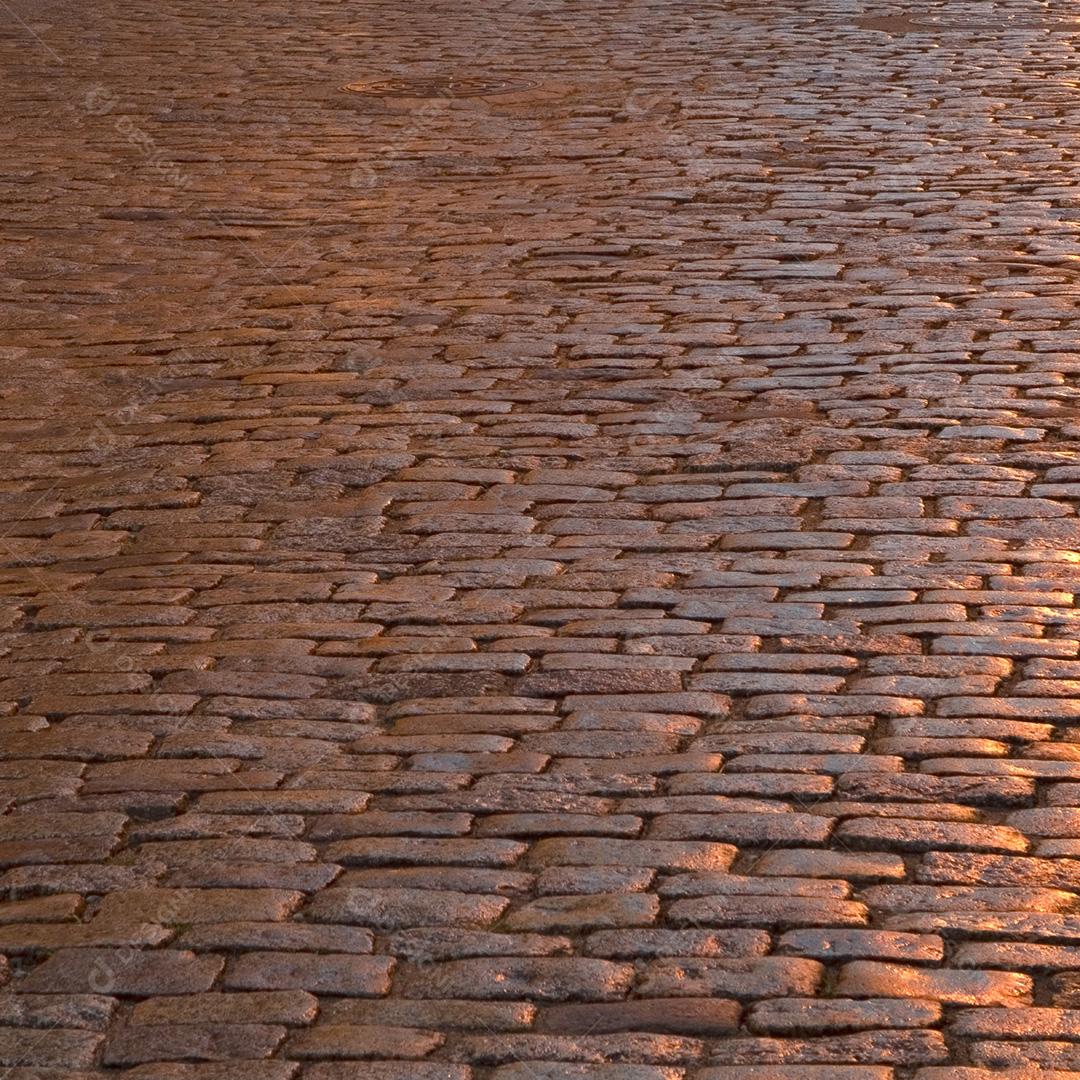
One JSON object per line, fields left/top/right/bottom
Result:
{"left": 3, "top": 0, "right": 1080, "bottom": 1074}
{"left": 342, "top": 77, "right": 542, "bottom": 99}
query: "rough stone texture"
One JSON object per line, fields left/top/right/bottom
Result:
{"left": 1, "top": 0, "right": 1078, "bottom": 1072}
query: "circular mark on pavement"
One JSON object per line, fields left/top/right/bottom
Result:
{"left": 343, "top": 75, "right": 539, "bottom": 99}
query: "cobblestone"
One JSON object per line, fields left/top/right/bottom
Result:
{"left": 3, "top": 0, "right": 1080, "bottom": 1072}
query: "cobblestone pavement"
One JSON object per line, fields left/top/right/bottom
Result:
{"left": 9, "top": 0, "right": 1080, "bottom": 1077}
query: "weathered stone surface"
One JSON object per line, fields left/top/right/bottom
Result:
{"left": 396, "top": 958, "right": 634, "bottom": 1001}
{"left": 638, "top": 958, "right": 825, "bottom": 1000}
{"left": 0, "top": 1025, "right": 103, "bottom": 1068}
{"left": 502, "top": 893, "right": 659, "bottom": 933}
{"left": 322, "top": 999, "right": 535, "bottom": 1032}
{"left": 836, "top": 962, "right": 1033, "bottom": 1007}
{"left": 223, "top": 954, "right": 395, "bottom": 996}
{"left": 703, "top": 1071, "right": 891, "bottom": 1080}
{"left": 385, "top": 927, "right": 571, "bottom": 962}
{"left": 749, "top": 997, "right": 942, "bottom": 1035}
{"left": 535, "top": 998, "right": 742, "bottom": 1036}
{"left": 304, "top": 888, "right": 508, "bottom": 929}
{"left": 4, "top": 0, "right": 1080, "bottom": 1071}
{"left": 704, "top": 1029, "right": 948, "bottom": 1064}
{"left": 132, "top": 991, "right": 318, "bottom": 1025}
{"left": 585, "top": 929, "right": 772, "bottom": 960}
{"left": 102, "top": 1023, "right": 287, "bottom": 1065}
{"left": 19, "top": 949, "right": 224, "bottom": 995}
{"left": 286, "top": 1024, "right": 444, "bottom": 1060}
{"left": 528, "top": 838, "right": 736, "bottom": 871}
{"left": 445, "top": 1032, "right": 704, "bottom": 1065}
{"left": 0, "top": 993, "right": 117, "bottom": 1031}
{"left": 306, "top": 1068, "right": 468, "bottom": 1080}
{"left": 177, "top": 923, "right": 374, "bottom": 954}
{"left": 777, "top": 930, "right": 944, "bottom": 964}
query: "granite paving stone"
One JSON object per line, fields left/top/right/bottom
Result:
{"left": 1, "top": 0, "right": 1079, "bottom": 1071}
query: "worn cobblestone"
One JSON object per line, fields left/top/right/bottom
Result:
{"left": 3, "top": 0, "right": 1080, "bottom": 1072}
